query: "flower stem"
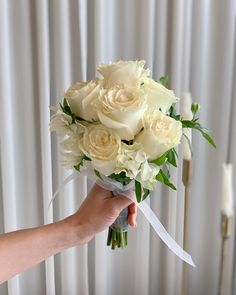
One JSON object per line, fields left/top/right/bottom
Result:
{"left": 107, "top": 227, "right": 112, "bottom": 246}
{"left": 107, "top": 227, "right": 128, "bottom": 249}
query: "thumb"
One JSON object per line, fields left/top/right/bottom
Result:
{"left": 111, "top": 195, "right": 133, "bottom": 211}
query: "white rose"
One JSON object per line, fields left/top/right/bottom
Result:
{"left": 50, "top": 109, "right": 73, "bottom": 135}
{"left": 115, "top": 142, "right": 147, "bottom": 178}
{"left": 79, "top": 124, "right": 121, "bottom": 176}
{"left": 96, "top": 87, "right": 147, "bottom": 140}
{"left": 64, "top": 80, "right": 102, "bottom": 121}
{"left": 135, "top": 111, "right": 182, "bottom": 160}
{"left": 98, "top": 60, "right": 150, "bottom": 89}
{"left": 136, "top": 161, "right": 160, "bottom": 190}
{"left": 143, "top": 78, "right": 177, "bottom": 114}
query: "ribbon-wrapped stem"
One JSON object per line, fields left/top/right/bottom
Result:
{"left": 107, "top": 193, "right": 129, "bottom": 249}
{"left": 107, "top": 225, "right": 128, "bottom": 249}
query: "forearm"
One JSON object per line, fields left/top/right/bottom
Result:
{"left": 0, "top": 219, "right": 82, "bottom": 283}
{"left": 0, "top": 184, "right": 136, "bottom": 284}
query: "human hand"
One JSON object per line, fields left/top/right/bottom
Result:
{"left": 0, "top": 184, "right": 137, "bottom": 283}
{"left": 65, "top": 184, "right": 137, "bottom": 245}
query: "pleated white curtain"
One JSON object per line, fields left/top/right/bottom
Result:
{"left": 0, "top": 0, "right": 236, "bottom": 295}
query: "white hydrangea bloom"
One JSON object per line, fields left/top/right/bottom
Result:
{"left": 50, "top": 109, "right": 72, "bottom": 135}
{"left": 136, "top": 161, "right": 160, "bottom": 190}
{"left": 115, "top": 143, "right": 147, "bottom": 179}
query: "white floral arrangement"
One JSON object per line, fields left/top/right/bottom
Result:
{"left": 50, "top": 60, "right": 215, "bottom": 249}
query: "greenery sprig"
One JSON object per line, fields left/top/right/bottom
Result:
{"left": 169, "top": 103, "right": 216, "bottom": 149}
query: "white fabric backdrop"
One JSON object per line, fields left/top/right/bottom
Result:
{"left": 0, "top": 0, "right": 236, "bottom": 294}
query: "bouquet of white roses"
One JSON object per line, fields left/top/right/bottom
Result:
{"left": 50, "top": 60, "right": 215, "bottom": 250}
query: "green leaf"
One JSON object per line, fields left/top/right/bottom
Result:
{"left": 74, "top": 161, "right": 84, "bottom": 171}
{"left": 122, "top": 139, "right": 134, "bottom": 145}
{"left": 172, "top": 148, "right": 178, "bottom": 158}
{"left": 182, "top": 120, "right": 216, "bottom": 148}
{"left": 152, "top": 149, "right": 178, "bottom": 168}
{"left": 84, "top": 155, "right": 91, "bottom": 161}
{"left": 109, "top": 172, "right": 132, "bottom": 186}
{"left": 159, "top": 75, "right": 169, "bottom": 88}
{"left": 59, "top": 98, "right": 77, "bottom": 123}
{"left": 64, "top": 105, "right": 71, "bottom": 113}
{"left": 174, "top": 114, "right": 181, "bottom": 121}
{"left": 110, "top": 171, "right": 126, "bottom": 180}
{"left": 143, "top": 188, "right": 150, "bottom": 200}
{"left": 63, "top": 98, "right": 70, "bottom": 108}
{"left": 181, "top": 119, "right": 200, "bottom": 128}
{"left": 156, "top": 170, "right": 164, "bottom": 181}
{"left": 196, "top": 127, "right": 216, "bottom": 148}
{"left": 156, "top": 169, "right": 176, "bottom": 190}
{"left": 94, "top": 169, "right": 103, "bottom": 180}
{"left": 166, "top": 149, "right": 177, "bottom": 167}
{"left": 74, "top": 156, "right": 91, "bottom": 172}
{"left": 169, "top": 105, "right": 176, "bottom": 117}
{"left": 135, "top": 180, "right": 142, "bottom": 203}
{"left": 59, "top": 102, "right": 64, "bottom": 112}
{"left": 168, "top": 105, "right": 182, "bottom": 121}
{"left": 151, "top": 152, "right": 168, "bottom": 165}
{"left": 165, "top": 163, "right": 171, "bottom": 178}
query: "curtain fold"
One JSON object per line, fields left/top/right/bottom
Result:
{"left": 0, "top": 0, "right": 236, "bottom": 294}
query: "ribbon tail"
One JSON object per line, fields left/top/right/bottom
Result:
{"left": 138, "top": 201, "right": 196, "bottom": 267}
{"left": 47, "top": 171, "right": 79, "bottom": 209}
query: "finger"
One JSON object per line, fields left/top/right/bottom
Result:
{"left": 128, "top": 203, "right": 137, "bottom": 227}
{"left": 128, "top": 202, "right": 137, "bottom": 214}
{"left": 111, "top": 195, "right": 132, "bottom": 211}
{"left": 128, "top": 213, "right": 137, "bottom": 227}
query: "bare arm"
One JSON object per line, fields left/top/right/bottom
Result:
{"left": 0, "top": 184, "right": 137, "bottom": 283}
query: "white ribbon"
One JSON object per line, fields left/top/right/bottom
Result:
{"left": 51, "top": 170, "right": 195, "bottom": 267}
{"left": 138, "top": 202, "right": 195, "bottom": 266}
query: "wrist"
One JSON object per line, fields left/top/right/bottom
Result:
{"left": 61, "top": 215, "right": 94, "bottom": 248}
